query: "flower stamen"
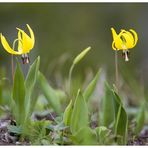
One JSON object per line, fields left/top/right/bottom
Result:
{"left": 122, "top": 50, "right": 130, "bottom": 62}
{"left": 21, "top": 54, "right": 30, "bottom": 64}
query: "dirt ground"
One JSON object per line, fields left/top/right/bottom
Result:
{"left": 0, "top": 115, "right": 147, "bottom": 145}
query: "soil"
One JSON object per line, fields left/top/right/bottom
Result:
{"left": 128, "top": 126, "right": 148, "bottom": 145}
{"left": 0, "top": 115, "right": 147, "bottom": 145}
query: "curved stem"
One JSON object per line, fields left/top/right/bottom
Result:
{"left": 68, "top": 64, "right": 75, "bottom": 96}
{"left": 11, "top": 39, "right": 23, "bottom": 82}
{"left": 13, "top": 38, "right": 23, "bottom": 51}
{"left": 11, "top": 39, "right": 18, "bottom": 82}
{"left": 115, "top": 50, "right": 119, "bottom": 93}
{"left": 11, "top": 55, "right": 14, "bottom": 82}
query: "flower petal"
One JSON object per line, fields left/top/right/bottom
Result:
{"left": 130, "top": 29, "right": 138, "bottom": 46}
{"left": 16, "top": 28, "right": 32, "bottom": 53}
{"left": 17, "top": 31, "right": 23, "bottom": 52}
{"left": 111, "top": 28, "right": 126, "bottom": 50}
{"left": 26, "top": 24, "right": 35, "bottom": 48}
{"left": 16, "top": 25, "right": 34, "bottom": 53}
{"left": 112, "top": 42, "right": 117, "bottom": 50}
{"left": 120, "top": 33, "right": 134, "bottom": 49}
{"left": 111, "top": 27, "right": 118, "bottom": 41}
{"left": 1, "top": 34, "right": 21, "bottom": 55}
{"left": 121, "top": 29, "right": 134, "bottom": 42}
{"left": 112, "top": 38, "right": 123, "bottom": 50}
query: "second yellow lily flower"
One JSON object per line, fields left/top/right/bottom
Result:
{"left": 111, "top": 27, "right": 138, "bottom": 61}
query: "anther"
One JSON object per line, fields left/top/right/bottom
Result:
{"left": 122, "top": 50, "right": 130, "bottom": 62}
{"left": 21, "top": 54, "right": 30, "bottom": 64}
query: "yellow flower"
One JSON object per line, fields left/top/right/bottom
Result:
{"left": 111, "top": 27, "right": 138, "bottom": 61}
{"left": 1, "top": 24, "right": 35, "bottom": 63}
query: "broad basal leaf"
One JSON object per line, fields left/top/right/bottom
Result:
{"left": 101, "top": 82, "right": 114, "bottom": 127}
{"left": 71, "top": 127, "right": 97, "bottom": 145}
{"left": 38, "top": 71, "right": 61, "bottom": 114}
{"left": 95, "top": 126, "right": 111, "bottom": 144}
{"left": 13, "top": 60, "right": 25, "bottom": 125}
{"left": 25, "top": 56, "right": 40, "bottom": 117}
{"left": 134, "top": 103, "right": 145, "bottom": 135}
{"left": 83, "top": 69, "right": 101, "bottom": 102}
{"left": 63, "top": 100, "right": 73, "bottom": 126}
{"left": 70, "top": 89, "right": 88, "bottom": 134}
{"left": 112, "top": 91, "right": 128, "bottom": 145}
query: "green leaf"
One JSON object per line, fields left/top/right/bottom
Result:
{"left": 112, "top": 91, "right": 128, "bottom": 145}
{"left": 28, "top": 120, "right": 51, "bottom": 144}
{"left": 71, "top": 127, "right": 97, "bottom": 145}
{"left": 25, "top": 56, "right": 40, "bottom": 92}
{"left": 83, "top": 69, "right": 101, "bottom": 102}
{"left": 8, "top": 125, "right": 22, "bottom": 135}
{"left": 100, "top": 82, "right": 114, "bottom": 127}
{"left": 0, "top": 81, "right": 2, "bottom": 105}
{"left": 73, "top": 46, "right": 91, "bottom": 65}
{"left": 13, "top": 61, "right": 25, "bottom": 125}
{"left": 100, "top": 83, "right": 128, "bottom": 145}
{"left": 63, "top": 100, "right": 73, "bottom": 126}
{"left": 68, "top": 46, "right": 91, "bottom": 96}
{"left": 70, "top": 89, "right": 88, "bottom": 134}
{"left": 46, "top": 122, "right": 68, "bottom": 131}
{"left": 25, "top": 56, "right": 40, "bottom": 117}
{"left": 37, "top": 71, "right": 61, "bottom": 114}
{"left": 95, "top": 126, "right": 111, "bottom": 144}
{"left": 134, "top": 103, "right": 145, "bottom": 135}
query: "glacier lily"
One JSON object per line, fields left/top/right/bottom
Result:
{"left": 1, "top": 24, "right": 35, "bottom": 64}
{"left": 111, "top": 27, "right": 138, "bottom": 61}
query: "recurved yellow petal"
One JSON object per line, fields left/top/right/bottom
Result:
{"left": 26, "top": 24, "right": 35, "bottom": 47}
{"left": 121, "top": 33, "right": 134, "bottom": 49}
{"left": 121, "top": 30, "right": 134, "bottom": 43}
{"left": 17, "top": 31, "right": 23, "bottom": 52}
{"left": 111, "top": 28, "right": 118, "bottom": 41}
{"left": 16, "top": 28, "right": 32, "bottom": 53}
{"left": 16, "top": 24, "right": 34, "bottom": 53}
{"left": 111, "top": 28, "right": 126, "bottom": 50}
{"left": 112, "top": 42, "right": 117, "bottom": 50}
{"left": 1, "top": 34, "right": 21, "bottom": 55}
{"left": 112, "top": 37, "right": 123, "bottom": 50}
{"left": 130, "top": 29, "right": 138, "bottom": 46}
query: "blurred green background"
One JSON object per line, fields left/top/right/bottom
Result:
{"left": 0, "top": 3, "right": 147, "bottom": 89}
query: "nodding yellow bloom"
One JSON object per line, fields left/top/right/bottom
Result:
{"left": 1, "top": 24, "right": 35, "bottom": 64}
{"left": 111, "top": 27, "right": 138, "bottom": 61}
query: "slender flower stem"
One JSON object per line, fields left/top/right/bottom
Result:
{"left": 11, "top": 40, "right": 17, "bottom": 82}
{"left": 68, "top": 64, "right": 74, "bottom": 96}
{"left": 115, "top": 50, "right": 119, "bottom": 93}
{"left": 13, "top": 38, "right": 22, "bottom": 49}
{"left": 11, "top": 55, "right": 14, "bottom": 81}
